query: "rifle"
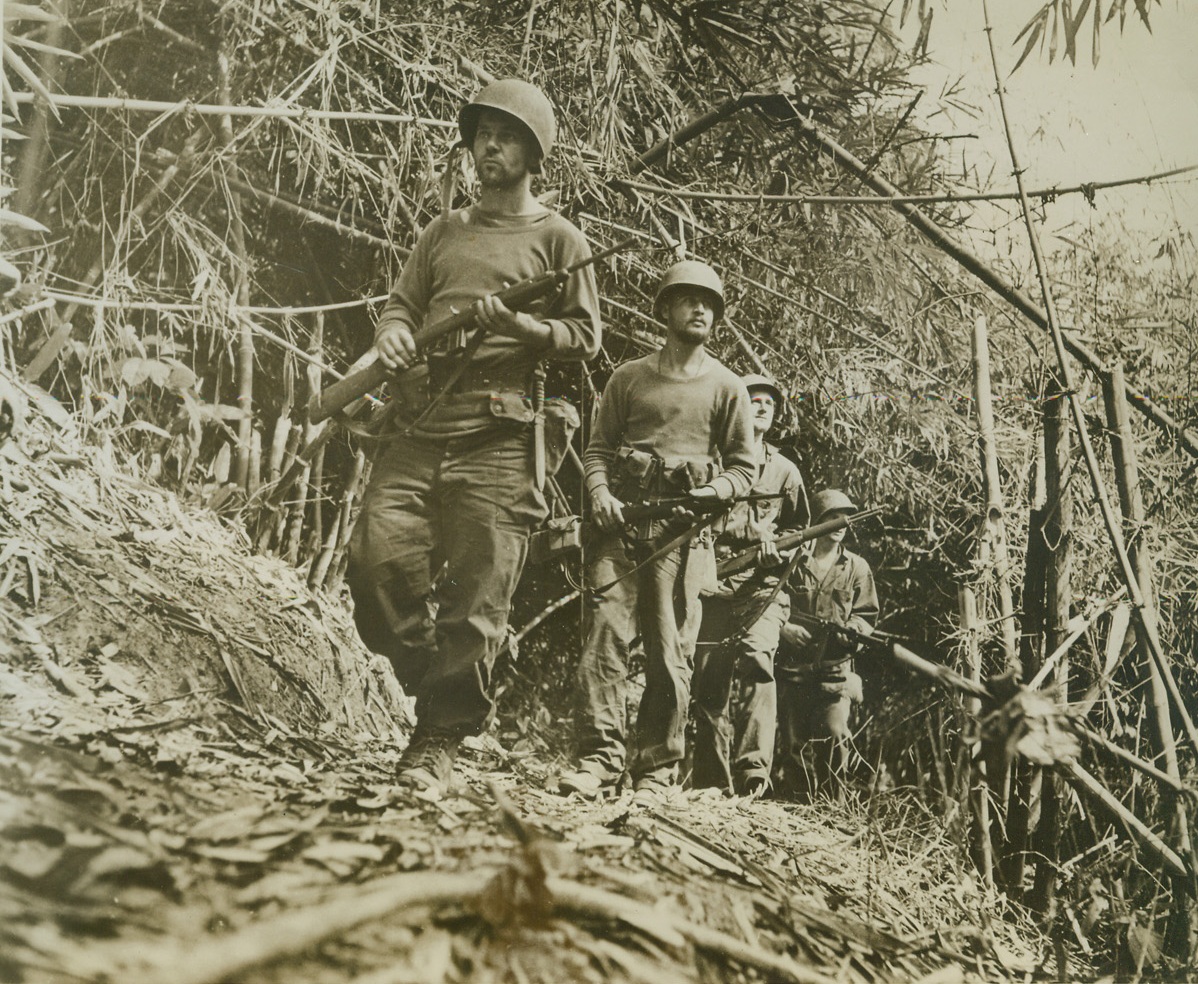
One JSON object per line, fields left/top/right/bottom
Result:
{"left": 621, "top": 491, "right": 785, "bottom": 524}
{"left": 525, "top": 492, "right": 784, "bottom": 565}
{"left": 786, "top": 612, "right": 991, "bottom": 701}
{"left": 308, "top": 236, "right": 636, "bottom": 424}
{"left": 716, "top": 506, "right": 883, "bottom": 577}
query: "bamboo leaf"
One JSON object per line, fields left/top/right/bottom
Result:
{"left": 2, "top": 44, "right": 56, "bottom": 106}
{"left": 3, "top": 3, "right": 63, "bottom": 23}
{"left": 1063, "top": 0, "right": 1079, "bottom": 64}
{"left": 1092, "top": 0, "right": 1102, "bottom": 66}
{"left": 8, "top": 36, "right": 80, "bottom": 59}
{"left": 1012, "top": 18, "right": 1046, "bottom": 72}
{"left": 1013, "top": 5, "right": 1050, "bottom": 43}
{"left": 0, "top": 208, "right": 49, "bottom": 233}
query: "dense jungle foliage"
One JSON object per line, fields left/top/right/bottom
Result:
{"left": 3, "top": 0, "right": 1195, "bottom": 974}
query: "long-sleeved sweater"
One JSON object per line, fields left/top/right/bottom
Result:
{"left": 376, "top": 206, "right": 601, "bottom": 435}
{"left": 583, "top": 353, "right": 757, "bottom": 501}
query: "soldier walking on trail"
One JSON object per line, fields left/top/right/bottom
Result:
{"left": 559, "top": 260, "right": 757, "bottom": 806}
{"left": 775, "top": 489, "right": 878, "bottom": 801}
{"left": 347, "top": 80, "right": 601, "bottom": 798}
{"left": 691, "top": 374, "right": 807, "bottom": 797}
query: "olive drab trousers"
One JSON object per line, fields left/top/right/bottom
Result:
{"left": 347, "top": 423, "right": 545, "bottom": 734}
{"left": 574, "top": 531, "right": 711, "bottom": 782}
{"left": 691, "top": 586, "right": 789, "bottom": 792}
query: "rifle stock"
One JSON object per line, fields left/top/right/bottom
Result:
{"left": 716, "top": 506, "right": 882, "bottom": 577}
{"left": 308, "top": 236, "right": 636, "bottom": 424}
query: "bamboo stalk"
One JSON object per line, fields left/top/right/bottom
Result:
{"left": 12, "top": 0, "right": 70, "bottom": 220}
{"left": 324, "top": 451, "right": 367, "bottom": 591}
{"left": 1060, "top": 760, "right": 1190, "bottom": 884}
{"left": 1005, "top": 423, "right": 1051, "bottom": 896}
{"left": 44, "top": 288, "right": 384, "bottom": 317}
{"left": 7, "top": 90, "right": 456, "bottom": 127}
{"left": 1030, "top": 378, "right": 1071, "bottom": 914}
{"left": 959, "top": 585, "right": 994, "bottom": 891}
{"left": 1103, "top": 366, "right": 1193, "bottom": 868}
{"left": 617, "top": 162, "right": 1198, "bottom": 207}
{"left": 971, "top": 315, "right": 1018, "bottom": 674}
{"left": 306, "top": 313, "right": 326, "bottom": 567}
{"left": 216, "top": 42, "right": 255, "bottom": 492}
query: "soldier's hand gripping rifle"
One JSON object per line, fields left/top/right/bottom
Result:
{"left": 786, "top": 611, "right": 992, "bottom": 701}
{"left": 307, "top": 236, "right": 636, "bottom": 424}
{"left": 620, "top": 491, "right": 786, "bottom": 525}
{"left": 526, "top": 492, "right": 785, "bottom": 565}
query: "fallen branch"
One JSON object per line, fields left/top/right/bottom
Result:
{"left": 119, "top": 868, "right": 840, "bottom": 984}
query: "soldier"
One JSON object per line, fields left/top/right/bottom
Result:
{"left": 347, "top": 79, "right": 601, "bottom": 797}
{"left": 691, "top": 373, "right": 807, "bottom": 797}
{"left": 775, "top": 489, "right": 878, "bottom": 800}
{"left": 560, "top": 260, "right": 757, "bottom": 806}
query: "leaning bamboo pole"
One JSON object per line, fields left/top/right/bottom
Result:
{"left": 1103, "top": 366, "right": 1193, "bottom": 869}
{"left": 753, "top": 99, "right": 1198, "bottom": 462}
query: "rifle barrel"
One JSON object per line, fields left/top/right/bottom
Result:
{"left": 715, "top": 507, "right": 882, "bottom": 577}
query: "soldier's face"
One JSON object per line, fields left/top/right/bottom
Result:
{"left": 472, "top": 110, "right": 538, "bottom": 188}
{"left": 749, "top": 391, "right": 775, "bottom": 434}
{"left": 664, "top": 290, "right": 715, "bottom": 344}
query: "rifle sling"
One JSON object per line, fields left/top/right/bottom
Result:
{"left": 709, "top": 543, "right": 804, "bottom": 649}
{"left": 587, "top": 513, "right": 718, "bottom": 597}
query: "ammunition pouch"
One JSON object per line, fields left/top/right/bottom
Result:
{"left": 527, "top": 514, "right": 582, "bottom": 564}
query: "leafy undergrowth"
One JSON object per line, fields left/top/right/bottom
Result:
{"left": 0, "top": 392, "right": 1052, "bottom": 984}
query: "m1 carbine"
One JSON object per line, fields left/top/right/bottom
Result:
{"left": 308, "top": 236, "right": 636, "bottom": 424}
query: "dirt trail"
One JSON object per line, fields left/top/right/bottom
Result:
{"left": 0, "top": 398, "right": 1044, "bottom": 983}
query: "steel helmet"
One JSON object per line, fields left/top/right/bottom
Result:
{"left": 810, "top": 489, "right": 858, "bottom": 524}
{"left": 458, "top": 79, "right": 557, "bottom": 163}
{"left": 654, "top": 260, "right": 725, "bottom": 322}
{"left": 741, "top": 372, "right": 783, "bottom": 405}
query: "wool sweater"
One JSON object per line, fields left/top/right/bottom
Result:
{"left": 584, "top": 353, "right": 757, "bottom": 501}
{"left": 376, "top": 206, "right": 601, "bottom": 435}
